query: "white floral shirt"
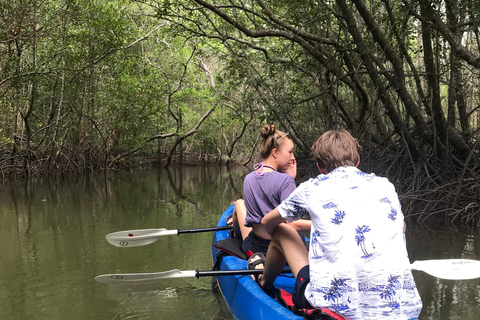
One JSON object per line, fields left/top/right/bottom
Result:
{"left": 278, "top": 166, "right": 422, "bottom": 320}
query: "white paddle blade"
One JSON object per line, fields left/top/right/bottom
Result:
{"left": 411, "top": 259, "right": 480, "bottom": 280}
{"left": 94, "top": 269, "right": 197, "bottom": 284}
{"left": 105, "top": 228, "right": 178, "bottom": 247}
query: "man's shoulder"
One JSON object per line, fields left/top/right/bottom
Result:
{"left": 295, "top": 168, "right": 395, "bottom": 193}
{"left": 342, "top": 167, "right": 393, "bottom": 184}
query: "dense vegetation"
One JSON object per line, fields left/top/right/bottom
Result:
{"left": 1, "top": 0, "right": 480, "bottom": 225}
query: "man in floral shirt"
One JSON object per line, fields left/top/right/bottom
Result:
{"left": 260, "top": 130, "right": 422, "bottom": 320}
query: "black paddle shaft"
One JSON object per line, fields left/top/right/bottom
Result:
{"left": 195, "top": 268, "right": 292, "bottom": 278}
{"left": 178, "top": 226, "right": 232, "bottom": 234}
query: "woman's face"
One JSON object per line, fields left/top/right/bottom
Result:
{"left": 275, "top": 138, "right": 295, "bottom": 172}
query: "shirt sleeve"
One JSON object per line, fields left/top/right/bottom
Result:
{"left": 278, "top": 183, "right": 310, "bottom": 222}
{"left": 384, "top": 179, "right": 405, "bottom": 221}
{"left": 280, "top": 175, "right": 296, "bottom": 202}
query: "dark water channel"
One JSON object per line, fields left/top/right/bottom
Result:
{"left": 0, "top": 166, "right": 479, "bottom": 319}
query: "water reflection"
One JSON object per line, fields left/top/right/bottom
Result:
{"left": 0, "top": 166, "right": 479, "bottom": 319}
{"left": 0, "top": 166, "right": 247, "bottom": 320}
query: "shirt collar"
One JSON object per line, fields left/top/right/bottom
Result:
{"left": 319, "top": 166, "right": 360, "bottom": 177}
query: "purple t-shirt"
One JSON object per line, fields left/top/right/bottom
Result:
{"left": 243, "top": 170, "right": 296, "bottom": 227}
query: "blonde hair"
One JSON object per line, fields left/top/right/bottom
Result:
{"left": 311, "top": 130, "right": 360, "bottom": 172}
{"left": 259, "top": 124, "right": 291, "bottom": 159}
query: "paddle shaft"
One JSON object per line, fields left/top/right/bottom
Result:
{"left": 178, "top": 226, "right": 232, "bottom": 235}
{"left": 195, "top": 268, "right": 291, "bottom": 278}
{"left": 95, "top": 268, "right": 293, "bottom": 283}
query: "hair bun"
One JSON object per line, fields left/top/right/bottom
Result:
{"left": 260, "top": 124, "right": 276, "bottom": 138}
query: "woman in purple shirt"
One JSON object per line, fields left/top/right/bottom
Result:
{"left": 232, "top": 124, "right": 310, "bottom": 256}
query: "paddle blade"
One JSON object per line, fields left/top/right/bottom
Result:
{"left": 105, "top": 228, "right": 178, "bottom": 247}
{"left": 94, "top": 269, "right": 197, "bottom": 284}
{"left": 411, "top": 259, "right": 480, "bottom": 280}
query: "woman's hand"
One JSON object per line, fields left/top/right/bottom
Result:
{"left": 284, "top": 158, "right": 297, "bottom": 180}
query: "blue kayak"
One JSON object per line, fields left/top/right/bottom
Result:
{"left": 211, "top": 204, "right": 420, "bottom": 320}
{"left": 211, "top": 204, "right": 302, "bottom": 320}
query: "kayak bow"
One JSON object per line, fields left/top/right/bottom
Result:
{"left": 211, "top": 204, "right": 302, "bottom": 320}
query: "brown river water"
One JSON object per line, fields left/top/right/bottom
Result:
{"left": 0, "top": 166, "right": 479, "bottom": 319}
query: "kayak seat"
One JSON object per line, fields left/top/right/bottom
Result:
{"left": 213, "top": 238, "right": 247, "bottom": 260}
{"left": 275, "top": 288, "right": 345, "bottom": 320}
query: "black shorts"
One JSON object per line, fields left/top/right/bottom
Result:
{"left": 241, "top": 231, "right": 271, "bottom": 256}
{"left": 241, "top": 229, "right": 309, "bottom": 256}
{"left": 292, "top": 265, "right": 312, "bottom": 309}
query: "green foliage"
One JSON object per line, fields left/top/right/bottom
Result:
{"left": 1, "top": 0, "right": 480, "bottom": 187}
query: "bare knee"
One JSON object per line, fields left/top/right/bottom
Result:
{"left": 273, "top": 222, "right": 298, "bottom": 236}
{"left": 233, "top": 199, "right": 245, "bottom": 216}
{"left": 235, "top": 199, "right": 244, "bottom": 207}
{"left": 270, "top": 223, "right": 299, "bottom": 247}
{"left": 232, "top": 199, "right": 248, "bottom": 240}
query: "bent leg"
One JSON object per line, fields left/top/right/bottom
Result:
{"left": 259, "top": 223, "right": 309, "bottom": 291}
{"left": 233, "top": 199, "right": 252, "bottom": 240}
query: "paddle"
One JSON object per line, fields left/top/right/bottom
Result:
{"left": 95, "top": 268, "right": 292, "bottom": 284}
{"left": 410, "top": 259, "right": 480, "bottom": 280}
{"left": 106, "top": 226, "right": 233, "bottom": 247}
{"left": 95, "top": 259, "right": 480, "bottom": 284}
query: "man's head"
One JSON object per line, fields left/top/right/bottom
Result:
{"left": 311, "top": 130, "right": 360, "bottom": 173}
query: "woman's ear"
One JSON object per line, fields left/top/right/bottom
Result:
{"left": 356, "top": 155, "right": 360, "bottom": 167}
{"left": 272, "top": 148, "right": 278, "bottom": 161}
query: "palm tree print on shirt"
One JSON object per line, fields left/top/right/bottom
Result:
{"left": 380, "top": 197, "right": 398, "bottom": 221}
{"left": 323, "top": 278, "right": 350, "bottom": 311}
{"left": 293, "top": 203, "right": 310, "bottom": 219}
{"left": 287, "top": 195, "right": 310, "bottom": 219}
{"left": 311, "top": 230, "right": 323, "bottom": 259}
{"left": 380, "top": 275, "right": 401, "bottom": 310}
{"left": 388, "top": 207, "right": 398, "bottom": 221}
{"left": 379, "top": 197, "right": 391, "bottom": 204}
{"left": 355, "top": 225, "right": 373, "bottom": 258}
{"left": 331, "top": 208, "right": 346, "bottom": 225}
{"left": 323, "top": 202, "right": 337, "bottom": 209}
